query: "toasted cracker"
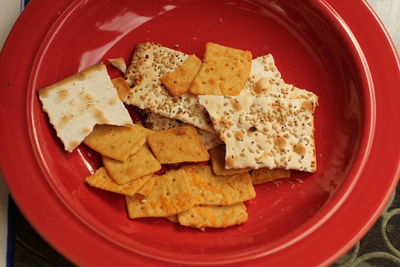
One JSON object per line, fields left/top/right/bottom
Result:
{"left": 160, "top": 55, "right": 202, "bottom": 96}
{"left": 85, "top": 167, "right": 152, "bottom": 195}
{"left": 103, "top": 145, "right": 161, "bottom": 184}
{"left": 124, "top": 43, "right": 214, "bottom": 132}
{"left": 141, "top": 110, "right": 221, "bottom": 150}
{"left": 126, "top": 169, "right": 195, "bottom": 218}
{"left": 111, "top": 77, "right": 130, "bottom": 100}
{"left": 108, "top": 58, "right": 127, "bottom": 74}
{"left": 147, "top": 126, "right": 210, "bottom": 164}
{"left": 141, "top": 109, "right": 184, "bottom": 130}
{"left": 38, "top": 63, "right": 133, "bottom": 152}
{"left": 251, "top": 168, "right": 291, "bottom": 185}
{"left": 209, "top": 144, "right": 251, "bottom": 176}
{"left": 178, "top": 203, "right": 248, "bottom": 231}
{"left": 196, "top": 128, "right": 223, "bottom": 150}
{"left": 189, "top": 43, "right": 252, "bottom": 96}
{"left": 84, "top": 124, "right": 153, "bottom": 161}
{"left": 166, "top": 215, "right": 179, "bottom": 223}
{"left": 199, "top": 95, "right": 317, "bottom": 172}
{"left": 183, "top": 165, "right": 255, "bottom": 205}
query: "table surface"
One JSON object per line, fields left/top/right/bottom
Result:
{"left": 0, "top": 0, "right": 399, "bottom": 266}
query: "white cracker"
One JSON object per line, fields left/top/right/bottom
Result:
{"left": 124, "top": 43, "right": 215, "bottom": 132}
{"left": 39, "top": 63, "right": 133, "bottom": 152}
{"left": 199, "top": 95, "right": 317, "bottom": 172}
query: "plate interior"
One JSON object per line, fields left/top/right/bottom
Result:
{"left": 28, "top": 0, "right": 365, "bottom": 261}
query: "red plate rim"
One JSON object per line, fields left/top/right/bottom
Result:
{"left": 1, "top": 0, "right": 399, "bottom": 266}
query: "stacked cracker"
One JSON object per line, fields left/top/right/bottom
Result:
{"left": 117, "top": 42, "right": 317, "bottom": 230}
{"left": 39, "top": 42, "right": 317, "bottom": 231}
{"left": 122, "top": 42, "right": 317, "bottom": 172}
{"left": 84, "top": 122, "right": 255, "bottom": 231}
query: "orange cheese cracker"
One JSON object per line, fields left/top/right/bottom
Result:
{"left": 251, "top": 168, "right": 290, "bottom": 185}
{"left": 85, "top": 167, "right": 152, "bottom": 196}
{"left": 177, "top": 203, "right": 248, "bottom": 231}
{"left": 183, "top": 165, "right": 255, "bottom": 205}
{"left": 147, "top": 126, "right": 210, "bottom": 164}
{"left": 160, "top": 55, "right": 202, "bottom": 96}
{"left": 84, "top": 124, "right": 153, "bottom": 161}
{"left": 126, "top": 169, "right": 196, "bottom": 218}
{"left": 103, "top": 145, "right": 161, "bottom": 184}
{"left": 210, "top": 144, "right": 251, "bottom": 176}
{"left": 189, "top": 42, "right": 252, "bottom": 96}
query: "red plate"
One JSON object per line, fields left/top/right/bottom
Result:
{"left": 0, "top": 0, "right": 399, "bottom": 266}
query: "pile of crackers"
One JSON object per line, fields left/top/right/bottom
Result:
{"left": 38, "top": 42, "right": 318, "bottom": 230}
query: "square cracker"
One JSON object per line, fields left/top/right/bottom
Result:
{"left": 103, "top": 145, "right": 161, "bottom": 184}
{"left": 84, "top": 124, "right": 153, "bottom": 161}
{"left": 209, "top": 144, "right": 251, "bottom": 176}
{"left": 38, "top": 63, "right": 133, "bottom": 152}
{"left": 111, "top": 77, "right": 130, "bottom": 100}
{"left": 182, "top": 165, "right": 255, "bottom": 205}
{"left": 124, "top": 42, "right": 215, "bottom": 132}
{"left": 160, "top": 55, "right": 202, "bottom": 96}
{"left": 177, "top": 203, "right": 248, "bottom": 231}
{"left": 126, "top": 169, "right": 196, "bottom": 218}
{"left": 199, "top": 95, "right": 317, "bottom": 172}
{"left": 85, "top": 167, "right": 152, "bottom": 196}
{"left": 251, "top": 168, "right": 291, "bottom": 185}
{"left": 189, "top": 43, "right": 252, "bottom": 96}
{"left": 147, "top": 126, "right": 210, "bottom": 164}
{"left": 141, "top": 110, "right": 221, "bottom": 150}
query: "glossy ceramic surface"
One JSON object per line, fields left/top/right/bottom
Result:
{"left": 0, "top": 0, "right": 399, "bottom": 266}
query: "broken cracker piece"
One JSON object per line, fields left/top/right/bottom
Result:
{"left": 38, "top": 63, "right": 133, "bottom": 152}
{"left": 197, "top": 128, "right": 223, "bottom": 150}
{"left": 251, "top": 168, "right": 290, "bottom": 185}
{"left": 189, "top": 42, "right": 252, "bottom": 96}
{"left": 111, "top": 77, "right": 130, "bottom": 100}
{"left": 209, "top": 144, "right": 251, "bottom": 176}
{"left": 108, "top": 57, "right": 127, "bottom": 74}
{"left": 103, "top": 145, "right": 161, "bottom": 184}
{"left": 126, "top": 169, "right": 195, "bottom": 218}
{"left": 178, "top": 203, "right": 248, "bottom": 231}
{"left": 166, "top": 215, "right": 179, "bottom": 223}
{"left": 183, "top": 165, "right": 255, "bottom": 205}
{"left": 85, "top": 167, "right": 152, "bottom": 196}
{"left": 84, "top": 124, "right": 153, "bottom": 161}
{"left": 160, "top": 55, "right": 202, "bottom": 96}
{"left": 147, "top": 125, "right": 210, "bottom": 164}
